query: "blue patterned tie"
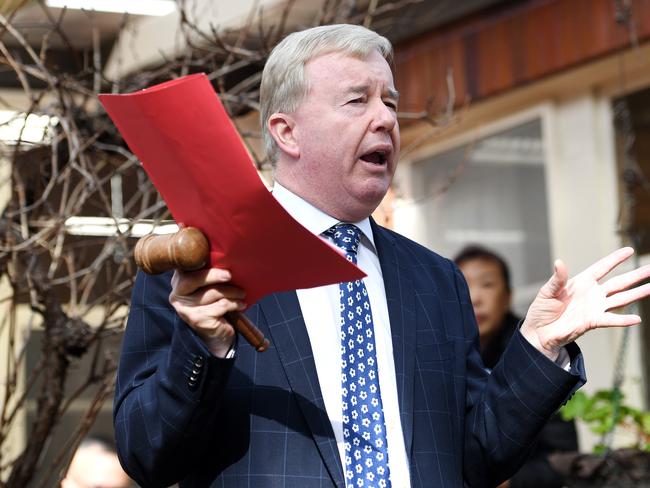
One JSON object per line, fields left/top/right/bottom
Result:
{"left": 324, "top": 224, "right": 391, "bottom": 488}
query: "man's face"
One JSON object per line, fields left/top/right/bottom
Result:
{"left": 274, "top": 50, "right": 400, "bottom": 222}
{"left": 458, "top": 258, "right": 511, "bottom": 344}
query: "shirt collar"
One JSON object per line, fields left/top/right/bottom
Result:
{"left": 272, "top": 182, "right": 376, "bottom": 252}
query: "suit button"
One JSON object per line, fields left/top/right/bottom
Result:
{"left": 193, "top": 356, "right": 204, "bottom": 367}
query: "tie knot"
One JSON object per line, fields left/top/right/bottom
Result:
{"left": 324, "top": 224, "right": 362, "bottom": 258}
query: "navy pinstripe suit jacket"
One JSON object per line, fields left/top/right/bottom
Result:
{"left": 114, "top": 221, "right": 585, "bottom": 488}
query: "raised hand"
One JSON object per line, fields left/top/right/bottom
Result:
{"left": 169, "top": 267, "right": 247, "bottom": 357}
{"left": 520, "top": 247, "right": 650, "bottom": 361}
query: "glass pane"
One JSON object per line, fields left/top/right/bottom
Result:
{"left": 614, "top": 85, "right": 650, "bottom": 407}
{"left": 404, "top": 119, "right": 551, "bottom": 313}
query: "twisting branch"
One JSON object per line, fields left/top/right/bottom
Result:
{"left": 0, "top": 0, "right": 433, "bottom": 485}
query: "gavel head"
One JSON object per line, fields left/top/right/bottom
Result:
{"left": 134, "top": 227, "right": 209, "bottom": 274}
{"left": 132, "top": 227, "right": 269, "bottom": 352}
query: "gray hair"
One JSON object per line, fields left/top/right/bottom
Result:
{"left": 260, "top": 24, "right": 393, "bottom": 163}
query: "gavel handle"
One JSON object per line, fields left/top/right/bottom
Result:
{"left": 224, "top": 312, "right": 269, "bottom": 353}
{"left": 134, "top": 227, "right": 269, "bottom": 352}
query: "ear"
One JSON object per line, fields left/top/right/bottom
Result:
{"left": 268, "top": 113, "right": 300, "bottom": 159}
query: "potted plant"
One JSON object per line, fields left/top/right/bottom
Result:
{"left": 552, "top": 389, "right": 650, "bottom": 487}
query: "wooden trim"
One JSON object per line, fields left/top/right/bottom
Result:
{"left": 400, "top": 41, "right": 650, "bottom": 158}
{"left": 394, "top": 0, "right": 650, "bottom": 113}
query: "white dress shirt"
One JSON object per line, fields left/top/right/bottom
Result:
{"left": 272, "top": 183, "right": 411, "bottom": 487}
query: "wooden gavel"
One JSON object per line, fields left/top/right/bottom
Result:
{"left": 134, "top": 227, "right": 269, "bottom": 352}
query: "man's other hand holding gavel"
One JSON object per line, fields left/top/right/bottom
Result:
{"left": 169, "top": 267, "right": 246, "bottom": 357}
{"left": 134, "top": 226, "right": 268, "bottom": 354}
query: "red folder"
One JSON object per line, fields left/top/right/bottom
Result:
{"left": 99, "top": 73, "right": 364, "bottom": 305}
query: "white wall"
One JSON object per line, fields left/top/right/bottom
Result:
{"left": 543, "top": 93, "right": 644, "bottom": 449}
{"left": 394, "top": 88, "right": 648, "bottom": 452}
{"left": 105, "top": 0, "right": 320, "bottom": 79}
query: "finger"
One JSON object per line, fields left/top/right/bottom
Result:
{"left": 594, "top": 311, "right": 642, "bottom": 328}
{"left": 190, "top": 284, "right": 247, "bottom": 306}
{"left": 542, "top": 259, "right": 568, "bottom": 297}
{"left": 172, "top": 267, "right": 232, "bottom": 296}
{"left": 584, "top": 247, "right": 635, "bottom": 281}
{"left": 177, "top": 302, "right": 239, "bottom": 353}
{"left": 605, "top": 282, "right": 650, "bottom": 310}
{"left": 196, "top": 299, "right": 246, "bottom": 324}
{"left": 175, "top": 297, "right": 245, "bottom": 329}
{"left": 171, "top": 284, "right": 246, "bottom": 307}
{"left": 602, "top": 264, "right": 650, "bottom": 295}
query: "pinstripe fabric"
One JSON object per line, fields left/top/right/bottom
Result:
{"left": 114, "top": 221, "right": 586, "bottom": 488}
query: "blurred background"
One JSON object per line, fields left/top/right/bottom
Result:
{"left": 0, "top": 0, "right": 649, "bottom": 485}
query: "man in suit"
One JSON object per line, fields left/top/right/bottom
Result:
{"left": 455, "top": 245, "right": 579, "bottom": 488}
{"left": 113, "top": 24, "right": 650, "bottom": 488}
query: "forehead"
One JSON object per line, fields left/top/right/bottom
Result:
{"left": 459, "top": 258, "right": 504, "bottom": 278}
{"left": 304, "top": 50, "right": 395, "bottom": 91}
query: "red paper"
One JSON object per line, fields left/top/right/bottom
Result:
{"left": 99, "top": 73, "right": 365, "bottom": 304}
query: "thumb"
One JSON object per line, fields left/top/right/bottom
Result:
{"left": 542, "top": 259, "right": 568, "bottom": 297}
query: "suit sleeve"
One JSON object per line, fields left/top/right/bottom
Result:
{"left": 453, "top": 266, "right": 586, "bottom": 488}
{"left": 113, "top": 271, "right": 235, "bottom": 488}
{"left": 509, "top": 414, "right": 578, "bottom": 488}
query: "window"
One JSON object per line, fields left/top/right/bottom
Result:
{"left": 400, "top": 119, "right": 551, "bottom": 314}
{"left": 614, "top": 86, "right": 650, "bottom": 406}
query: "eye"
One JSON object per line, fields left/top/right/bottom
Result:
{"left": 348, "top": 96, "right": 367, "bottom": 104}
{"left": 384, "top": 100, "right": 398, "bottom": 110}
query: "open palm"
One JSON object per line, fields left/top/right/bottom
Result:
{"left": 520, "top": 247, "right": 650, "bottom": 360}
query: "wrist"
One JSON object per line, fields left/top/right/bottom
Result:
{"left": 520, "top": 322, "right": 560, "bottom": 361}
{"left": 203, "top": 333, "right": 236, "bottom": 358}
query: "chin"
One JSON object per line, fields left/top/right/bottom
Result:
{"left": 365, "top": 193, "right": 389, "bottom": 213}
{"left": 335, "top": 184, "right": 390, "bottom": 219}
{"left": 361, "top": 181, "right": 390, "bottom": 201}
{"left": 334, "top": 199, "right": 381, "bottom": 222}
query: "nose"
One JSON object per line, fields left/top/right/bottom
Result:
{"left": 469, "top": 289, "right": 481, "bottom": 309}
{"left": 369, "top": 99, "right": 397, "bottom": 133}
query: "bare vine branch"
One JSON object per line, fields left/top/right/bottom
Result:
{"left": 0, "top": 1, "right": 435, "bottom": 485}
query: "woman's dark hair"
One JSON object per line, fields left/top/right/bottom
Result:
{"left": 453, "top": 245, "right": 512, "bottom": 293}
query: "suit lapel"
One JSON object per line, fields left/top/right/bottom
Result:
{"left": 371, "top": 220, "right": 417, "bottom": 461}
{"left": 258, "top": 291, "right": 345, "bottom": 488}
{"left": 256, "top": 222, "right": 417, "bottom": 482}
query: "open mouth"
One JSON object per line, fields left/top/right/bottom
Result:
{"left": 360, "top": 150, "right": 388, "bottom": 165}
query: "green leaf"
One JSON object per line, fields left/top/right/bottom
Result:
{"left": 641, "top": 413, "right": 650, "bottom": 434}
{"left": 583, "top": 404, "right": 613, "bottom": 422}
{"left": 562, "top": 388, "right": 650, "bottom": 444}
{"left": 560, "top": 391, "right": 589, "bottom": 420}
{"left": 593, "top": 443, "right": 608, "bottom": 455}
{"left": 591, "top": 416, "right": 615, "bottom": 434}
{"left": 594, "top": 389, "right": 616, "bottom": 401}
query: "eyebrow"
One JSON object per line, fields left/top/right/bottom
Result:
{"left": 346, "top": 84, "right": 400, "bottom": 103}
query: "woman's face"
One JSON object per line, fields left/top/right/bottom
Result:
{"left": 459, "top": 258, "right": 512, "bottom": 344}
